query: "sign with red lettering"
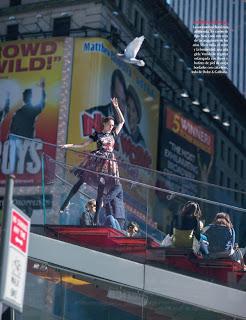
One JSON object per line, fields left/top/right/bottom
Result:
{"left": 166, "top": 107, "right": 214, "bottom": 155}
{"left": 0, "top": 205, "right": 31, "bottom": 312}
{"left": 10, "top": 209, "right": 30, "bottom": 255}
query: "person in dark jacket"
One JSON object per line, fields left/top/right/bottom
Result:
{"left": 8, "top": 79, "right": 46, "bottom": 173}
{"left": 204, "top": 212, "right": 245, "bottom": 269}
{"left": 80, "top": 199, "right": 97, "bottom": 227}
{"left": 9, "top": 78, "right": 46, "bottom": 139}
{"left": 126, "top": 221, "right": 139, "bottom": 237}
{"left": 169, "top": 201, "right": 202, "bottom": 248}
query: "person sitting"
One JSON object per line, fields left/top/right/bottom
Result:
{"left": 169, "top": 201, "right": 202, "bottom": 248}
{"left": 204, "top": 212, "right": 246, "bottom": 269}
{"left": 80, "top": 199, "right": 97, "bottom": 227}
{"left": 126, "top": 221, "right": 139, "bottom": 237}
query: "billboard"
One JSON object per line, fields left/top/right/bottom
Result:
{"left": 67, "top": 38, "right": 159, "bottom": 169}
{"left": 158, "top": 107, "right": 215, "bottom": 198}
{"left": 0, "top": 38, "right": 64, "bottom": 186}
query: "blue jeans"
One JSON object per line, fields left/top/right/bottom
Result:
{"left": 200, "top": 234, "right": 209, "bottom": 255}
{"left": 104, "top": 215, "right": 121, "bottom": 230}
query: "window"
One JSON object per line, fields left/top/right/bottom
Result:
{"left": 220, "top": 140, "right": 224, "bottom": 160}
{"left": 219, "top": 170, "right": 224, "bottom": 186}
{"left": 228, "top": 116, "right": 232, "bottom": 135}
{"left": 134, "top": 10, "right": 139, "bottom": 29}
{"left": 9, "top": 0, "right": 21, "bottom": 6}
{"left": 199, "top": 84, "right": 203, "bottom": 102}
{"left": 53, "top": 17, "right": 71, "bottom": 37}
{"left": 154, "top": 38, "right": 158, "bottom": 50}
{"left": 241, "top": 130, "right": 244, "bottom": 146}
{"left": 206, "top": 91, "right": 210, "bottom": 105}
{"left": 241, "top": 191, "right": 245, "bottom": 207}
{"left": 235, "top": 124, "right": 238, "bottom": 141}
{"left": 227, "top": 177, "right": 231, "bottom": 188}
{"left": 214, "top": 101, "right": 219, "bottom": 115}
{"left": 241, "top": 159, "right": 244, "bottom": 178}
{"left": 231, "top": 4, "right": 235, "bottom": 65}
{"left": 234, "top": 153, "right": 238, "bottom": 172}
{"left": 110, "top": 25, "right": 119, "bottom": 47}
{"left": 221, "top": 110, "right": 225, "bottom": 122}
{"left": 191, "top": 76, "right": 195, "bottom": 93}
{"left": 182, "top": 64, "right": 186, "bottom": 82}
{"left": 193, "top": 0, "right": 197, "bottom": 20}
{"left": 173, "top": 55, "right": 177, "bottom": 73}
{"left": 234, "top": 183, "right": 238, "bottom": 201}
{"left": 117, "top": 0, "right": 123, "bottom": 11}
{"left": 6, "top": 24, "right": 19, "bottom": 41}
{"left": 140, "top": 17, "right": 145, "bottom": 34}
{"left": 227, "top": 147, "right": 231, "bottom": 166}
{"left": 159, "top": 39, "right": 164, "bottom": 59}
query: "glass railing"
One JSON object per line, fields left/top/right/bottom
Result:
{"left": 14, "top": 258, "right": 239, "bottom": 320}
{"left": 5, "top": 135, "right": 246, "bottom": 297}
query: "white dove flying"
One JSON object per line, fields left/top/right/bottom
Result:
{"left": 117, "top": 36, "right": 145, "bottom": 66}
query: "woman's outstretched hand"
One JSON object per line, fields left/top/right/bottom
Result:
{"left": 111, "top": 97, "right": 119, "bottom": 108}
{"left": 60, "top": 144, "right": 73, "bottom": 149}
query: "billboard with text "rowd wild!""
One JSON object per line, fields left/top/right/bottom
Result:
{"left": 0, "top": 38, "right": 64, "bottom": 186}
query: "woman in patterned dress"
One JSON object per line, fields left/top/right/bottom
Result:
{"left": 59, "top": 97, "right": 125, "bottom": 222}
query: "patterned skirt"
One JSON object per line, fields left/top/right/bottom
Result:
{"left": 72, "top": 150, "right": 119, "bottom": 186}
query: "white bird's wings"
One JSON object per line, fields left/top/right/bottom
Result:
{"left": 124, "top": 36, "right": 145, "bottom": 59}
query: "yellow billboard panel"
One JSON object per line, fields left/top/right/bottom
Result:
{"left": 0, "top": 38, "right": 64, "bottom": 185}
{"left": 68, "top": 37, "right": 160, "bottom": 173}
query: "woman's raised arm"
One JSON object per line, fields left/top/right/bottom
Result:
{"left": 111, "top": 97, "right": 125, "bottom": 135}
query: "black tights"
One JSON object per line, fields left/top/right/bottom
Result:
{"left": 60, "top": 179, "right": 83, "bottom": 212}
{"left": 94, "top": 180, "right": 105, "bottom": 225}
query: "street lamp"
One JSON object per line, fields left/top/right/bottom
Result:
{"left": 202, "top": 106, "right": 210, "bottom": 113}
{"left": 213, "top": 114, "right": 220, "bottom": 120}
{"left": 192, "top": 99, "right": 200, "bottom": 105}
{"left": 180, "top": 90, "right": 189, "bottom": 98}
{"left": 222, "top": 120, "right": 230, "bottom": 127}
{"left": 153, "top": 32, "right": 160, "bottom": 38}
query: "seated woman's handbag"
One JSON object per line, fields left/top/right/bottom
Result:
{"left": 161, "top": 234, "right": 173, "bottom": 247}
{"left": 172, "top": 228, "right": 193, "bottom": 248}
